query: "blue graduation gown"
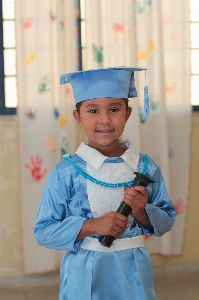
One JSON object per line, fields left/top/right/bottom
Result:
{"left": 34, "top": 141, "right": 176, "bottom": 300}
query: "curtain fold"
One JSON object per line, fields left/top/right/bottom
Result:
{"left": 135, "top": 0, "right": 171, "bottom": 254}
{"left": 161, "top": 0, "right": 191, "bottom": 254}
{"left": 16, "top": 0, "right": 79, "bottom": 273}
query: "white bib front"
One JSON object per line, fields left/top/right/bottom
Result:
{"left": 87, "top": 161, "right": 136, "bottom": 218}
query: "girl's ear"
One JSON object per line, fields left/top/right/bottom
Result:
{"left": 73, "top": 110, "right": 82, "bottom": 126}
{"left": 125, "top": 107, "right": 132, "bottom": 121}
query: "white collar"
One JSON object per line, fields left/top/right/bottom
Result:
{"left": 75, "top": 139, "right": 140, "bottom": 171}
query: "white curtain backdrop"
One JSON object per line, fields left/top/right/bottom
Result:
{"left": 84, "top": 0, "right": 191, "bottom": 255}
{"left": 16, "top": 0, "right": 79, "bottom": 273}
{"left": 16, "top": 0, "right": 191, "bottom": 273}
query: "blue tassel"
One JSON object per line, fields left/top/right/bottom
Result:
{"left": 144, "top": 85, "right": 150, "bottom": 118}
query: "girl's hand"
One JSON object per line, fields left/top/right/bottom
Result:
{"left": 123, "top": 186, "right": 154, "bottom": 231}
{"left": 123, "top": 186, "right": 148, "bottom": 219}
{"left": 92, "top": 212, "right": 129, "bottom": 237}
{"left": 76, "top": 212, "right": 128, "bottom": 241}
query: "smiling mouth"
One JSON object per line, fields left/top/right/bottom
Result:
{"left": 96, "top": 129, "right": 114, "bottom": 135}
{"left": 96, "top": 129, "right": 114, "bottom": 132}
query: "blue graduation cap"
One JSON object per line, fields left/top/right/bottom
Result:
{"left": 60, "top": 67, "right": 150, "bottom": 118}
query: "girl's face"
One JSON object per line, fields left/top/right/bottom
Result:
{"left": 73, "top": 97, "right": 132, "bottom": 156}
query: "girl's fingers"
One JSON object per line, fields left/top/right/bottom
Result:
{"left": 125, "top": 186, "right": 147, "bottom": 195}
{"left": 132, "top": 186, "right": 147, "bottom": 196}
{"left": 123, "top": 192, "right": 141, "bottom": 202}
{"left": 116, "top": 217, "right": 128, "bottom": 229}
{"left": 106, "top": 214, "right": 128, "bottom": 237}
{"left": 115, "top": 212, "right": 128, "bottom": 223}
{"left": 113, "top": 222, "right": 127, "bottom": 236}
{"left": 123, "top": 197, "right": 138, "bottom": 208}
{"left": 124, "top": 187, "right": 148, "bottom": 205}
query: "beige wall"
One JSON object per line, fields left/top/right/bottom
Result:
{"left": 0, "top": 116, "right": 22, "bottom": 276}
{"left": 0, "top": 112, "right": 199, "bottom": 276}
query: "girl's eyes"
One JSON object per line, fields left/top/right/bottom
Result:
{"left": 89, "top": 109, "right": 98, "bottom": 114}
{"left": 88, "top": 108, "right": 119, "bottom": 114}
{"left": 110, "top": 108, "right": 119, "bottom": 113}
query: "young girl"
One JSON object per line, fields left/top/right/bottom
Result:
{"left": 34, "top": 67, "right": 176, "bottom": 300}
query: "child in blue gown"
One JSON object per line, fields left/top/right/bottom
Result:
{"left": 34, "top": 67, "right": 176, "bottom": 300}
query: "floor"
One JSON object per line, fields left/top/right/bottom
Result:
{"left": 0, "top": 265, "right": 199, "bottom": 300}
{"left": 155, "top": 275, "right": 199, "bottom": 300}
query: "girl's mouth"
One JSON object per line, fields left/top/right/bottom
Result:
{"left": 96, "top": 129, "right": 114, "bottom": 136}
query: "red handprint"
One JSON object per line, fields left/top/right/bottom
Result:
{"left": 112, "top": 23, "right": 132, "bottom": 43}
{"left": 23, "top": 18, "right": 33, "bottom": 29}
{"left": 164, "top": 82, "right": 177, "bottom": 94}
{"left": 174, "top": 198, "right": 188, "bottom": 216}
{"left": 25, "top": 156, "right": 47, "bottom": 181}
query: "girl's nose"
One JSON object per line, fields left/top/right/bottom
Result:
{"left": 99, "top": 111, "right": 112, "bottom": 125}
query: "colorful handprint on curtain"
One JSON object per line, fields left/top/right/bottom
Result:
{"left": 25, "top": 53, "right": 36, "bottom": 67}
{"left": 59, "top": 115, "right": 67, "bottom": 128}
{"left": 54, "top": 108, "right": 59, "bottom": 119}
{"left": 61, "top": 137, "right": 68, "bottom": 158}
{"left": 25, "top": 108, "right": 37, "bottom": 120}
{"left": 58, "top": 20, "right": 64, "bottom": 30}
{"left": 165, "top": 82, "right": 177, "bottom": 94}
{"left": 112, "top": 23, "right": 132, "bottom": 43}
{"left": 174, "top": 199, "right": 188, "bottom": 216}
{"left": 38, "top": 76, "right": 51, "bottom": 93}
{"left": 93, "top": 43, "right": 103, "bottom": 65}
{"left": 150, "top": 97, "right": 158, "bottom": 110}
{"left": 139, "top": 96, "right": 159, "bottom": 124}
{"left": 136, "top": 0, "right": 153, "bottom": 14}
{"left": 49, "top": 10, "right": 56, "bottom": 21}
{"left": 22, "top": 17, "right": 33, "bottom": 29}
{"left": 25, "top": 156, "right": 47, "bottom": 181}
{"left": 44, "top": 137, "right": 56, "bottom": 152}
{"left": 137, "top": 39, "right": 155, "bottom": 61}
{"left": 162, "top": 15, "right": 182, "bottom": 42}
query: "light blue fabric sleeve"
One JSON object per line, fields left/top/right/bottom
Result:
{"left": 34, "top": 162, "right": 87, "bottom": 252}
{"left": 137, "top": 156, "right": 176, "bottom": 237}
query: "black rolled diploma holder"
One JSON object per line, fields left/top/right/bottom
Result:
{"left": 99, "top": 172, "right": 155, "bottom": 248}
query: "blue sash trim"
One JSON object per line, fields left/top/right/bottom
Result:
{"left": 64, "top": 154, "right": 149, "bottom": 188}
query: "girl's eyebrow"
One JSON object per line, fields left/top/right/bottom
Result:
{"left": 85, "top": 103, "right": 99, "bottom": 108}
{"left": 109, "top": 102, "right": 122, "bottom": 106}
{"left": 85, "top": 102, "right": 122, "bottom": 108}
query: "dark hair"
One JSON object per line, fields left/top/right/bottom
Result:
{"left": 76, "top": 102, "right": 83, "bottom": 114}
{"left": 75, "top": 98, "right": 129, "bottom": 114}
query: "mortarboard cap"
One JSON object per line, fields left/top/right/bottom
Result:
{"left": 60, "top": 67, "right": 150, "bottom": 118}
